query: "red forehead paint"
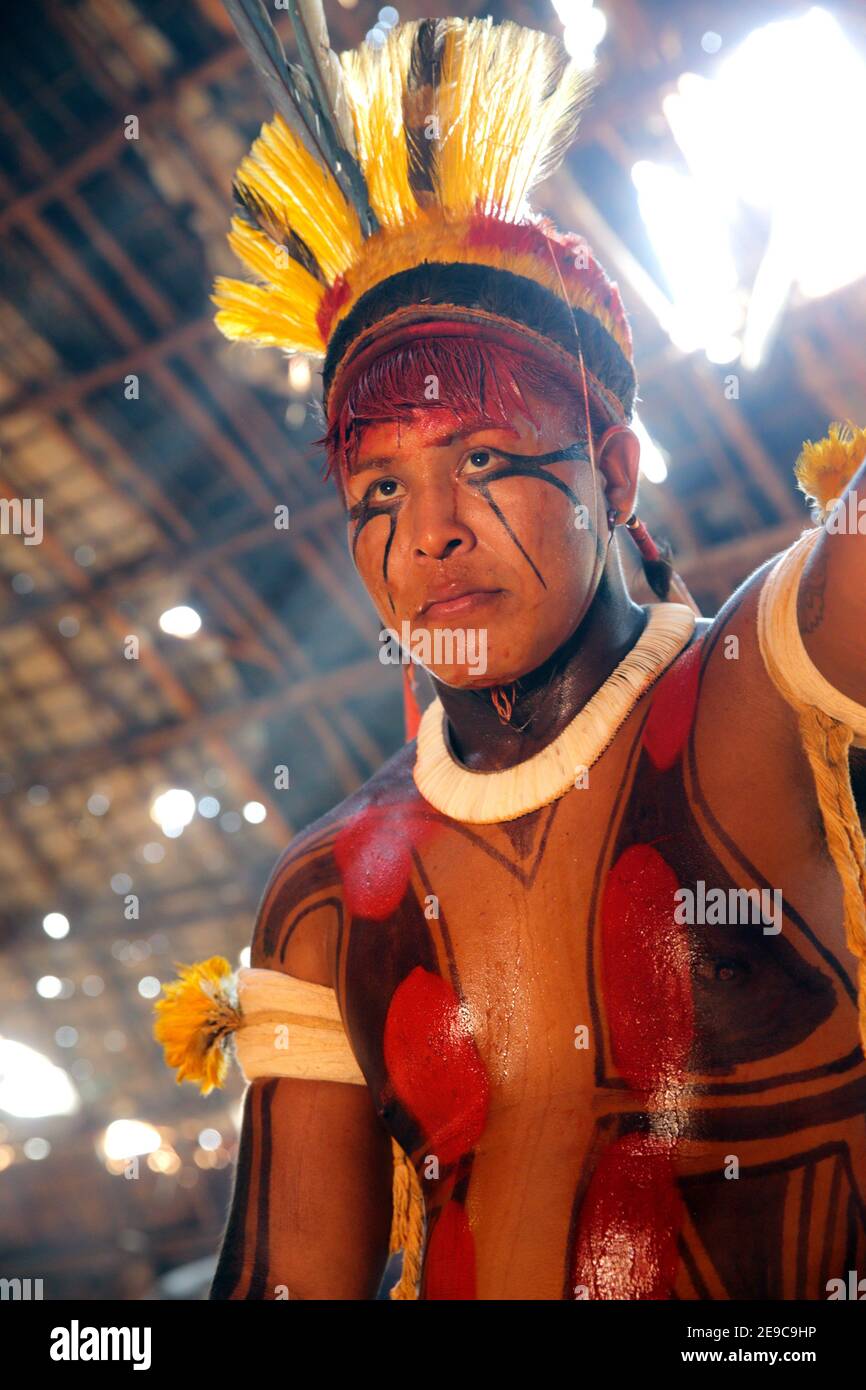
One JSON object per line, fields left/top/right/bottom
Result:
{"left": 383, "top": 966, "right": 490, "bottom": 1167}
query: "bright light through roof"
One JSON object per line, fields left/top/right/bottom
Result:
{"left": 150, "top": 788, "right": 196, "bottom": 836}
{"left": 159, "top": 605, "right": 201, "bottom": 638}
{"left": 0, "top": 1038, "right": 79, "bottom": 1118}
{"left": 551, "top": 0, "right": 607, "bottom": 68}
{"left": 102, "top": 1119, "right": 161, "bottom": 1161}
{"left": 288, "top": 355, "right": 311, "bottom": 393}
{"left": 43, "top": 912, "right": 70, "bottom": 939}
{"left": 632, "top": 413, "right": 668, "bottom": 485}
{"left": 631, "top": 161, "right": 742, "bottom": 357}
{"left": 635, "top": 7, "right": 866, "bottom": 365}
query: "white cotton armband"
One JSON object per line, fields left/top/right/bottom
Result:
{"left": 757, "top": 526, "right": 866, "bottom": 749}
{"left": 233, "top": 967, "right": 366, "bottom": 1086}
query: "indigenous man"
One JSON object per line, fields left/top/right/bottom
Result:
{"left": 155, "top": 11, "right": 866, "bottom": 1299}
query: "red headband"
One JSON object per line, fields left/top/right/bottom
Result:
{"left": 325, "top": 305, "right": 628, "bottom": 436}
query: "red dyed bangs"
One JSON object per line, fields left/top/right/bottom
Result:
{"left": 318, "top": 336, "right": 604, "bottom": 489}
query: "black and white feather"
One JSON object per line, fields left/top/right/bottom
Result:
{"left": 222, "top": 0, "right": 377, "bottom": 234}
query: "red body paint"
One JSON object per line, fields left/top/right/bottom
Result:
{"left": 571, "top": 1133, "right": 684, "bottom": 1300}
{"left": 642, "top": 636, "right": 703, "bottom": 771}
{"left": 422, "top": 1200, "right": 477, "bottom": 1300}
{"left": 572, "top": 843, "right": 695, "bottom": 1298}
{"left": 383, "top": 966, "right": 490, "bottom": 1168}
{"left": 334, "top": 803, "right": 436, "bottom": 919}
{"left": 600, "top": 843, "right": 694, "bottom": 1092}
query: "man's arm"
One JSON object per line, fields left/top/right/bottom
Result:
{"left": 210, "top": 835, "right": 393, "bottom": 1299}
{"left": 797, "top": 454, "right": 866, "bottom": 705}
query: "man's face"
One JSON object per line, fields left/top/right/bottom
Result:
{"left": 342, "top": 385, "right": 615, "bottom": 688}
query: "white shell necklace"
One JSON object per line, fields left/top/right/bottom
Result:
{"left": 412, "top": 603, "right": 696, "bottom": 824}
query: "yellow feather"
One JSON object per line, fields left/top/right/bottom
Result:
{"left": 225, "top": 217, "right": 292, "bottom": 284}
{"left": 153, "top": 957, "right": 241, "bottom": 1096}
{"left": 435, "top": 20, "right": 592, "bottom": 221}
{"left": 795, "top": 422, "right": 866, "bottom": 518}
{"left": 238, "top": 115, "right": 363, "bottom": 283}
{"left": 340, "top": 25, "right": 418, "bottom": 228}
{"left": 212, "top": 275, "right": 325, "bottom": 354}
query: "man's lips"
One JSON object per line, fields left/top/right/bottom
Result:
{"left": 416, "top": 588, "right": 503, "bottom": 619}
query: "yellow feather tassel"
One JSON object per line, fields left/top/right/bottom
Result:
{"left": 795, "top": 422, "right": 866, "bottom": 519}
{"left": 153, "top": 956, "right": 241, "bottom": 1096}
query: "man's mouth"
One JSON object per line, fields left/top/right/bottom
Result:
{"left": 416, "top": 588, "right": 504, "bottom": 620}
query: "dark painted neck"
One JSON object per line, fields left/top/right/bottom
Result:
{"left": 430, "top": 567, "right": 648, "bottom": 774}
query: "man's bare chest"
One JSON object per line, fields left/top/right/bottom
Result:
{"left": 337, "top": 729, "right": 864, "bottom": 1139}
{"left": 333, "top": 745, "right": 866, "bottom": 1297}
{"left": 324, "top": 640, "right": 866, "bottom": 1296}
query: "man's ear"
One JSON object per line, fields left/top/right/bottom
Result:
{"left": 596, "top": 425, "right": 640, "bottom": 523}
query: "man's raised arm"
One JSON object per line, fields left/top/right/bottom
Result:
{"left": 796, "top": 450, "right": 866, "bottom": 705}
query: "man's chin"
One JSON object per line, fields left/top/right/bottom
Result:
{"left": 427, "top": 658, "right": 532, "bottom": 691}
{"left": 397, "top": 617, "right": 550, "bottom": 690}
{"left": 427, "top": 666, "right": 498, "bottom": 690}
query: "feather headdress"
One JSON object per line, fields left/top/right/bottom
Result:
{"left": 212, "top": 4, "right": 637, "bottom": 427}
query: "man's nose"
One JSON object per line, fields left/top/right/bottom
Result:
{"left": 410, "top": 483, "right": 476, "bottom": 562}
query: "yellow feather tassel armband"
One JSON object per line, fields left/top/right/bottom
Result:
{"left": 794, "top": 422, "right": 866, "bottom": 521}
{"left": 153, "top": 957, "right": 241, "bottom": 1096}
{"left": 153, "top": 956, "right": 426, "bottom": 1297}
{"left": 153, "top": 958, "right": 366, "bottom": 1094}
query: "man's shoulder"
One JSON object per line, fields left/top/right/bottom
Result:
{"left": 702, "top": 552, "right": 778, "bottom": 637}
{"left": 251, "top": 739, "right": 418, "bottom": 979}
{"left": 685, "top": 544, "right": 817, "bottom": 791}
{"left": 692, "top": 551, "right": 780, "bottom": 678}
{"left": 269, "top": 738, "right": 417, "bottom": 867}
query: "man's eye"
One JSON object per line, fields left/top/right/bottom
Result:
{"left": 464, "top": 449, "right": 500, "bottom": 471}
{"left": 369, "top": 478, "right": 402, "bottom": 501}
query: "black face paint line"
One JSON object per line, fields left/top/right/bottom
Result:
{"left": 491, "top": 441, "right": 591, "bottom": 476}
{"left": 347, "top": 495, "right": 400, "bottom": 613}
{"left": 473, "top": 482, "right": 547, "bottom": 589}
{"left": 464, "top": 441, "right": 592, "bottom": 589}
{"left": 382, "top": 515, "right": 398, "bottom": 612}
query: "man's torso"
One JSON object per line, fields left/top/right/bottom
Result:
{"left": 268, "top": 568, "right": 866, "bottom": 1299}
